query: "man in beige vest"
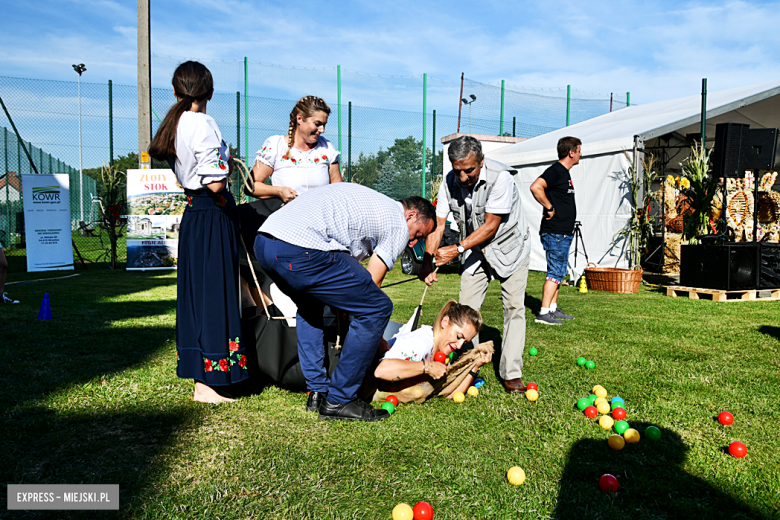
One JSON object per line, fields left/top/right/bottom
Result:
{"left": 420, "top": 136, "right": 532, "bottom": 393}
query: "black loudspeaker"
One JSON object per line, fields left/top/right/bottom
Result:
{"left": 680, "top": 243, "right": 758, "bottom": 290}
{"left": 744, "top": 128, "right": 779, "bottom": 170}
{"left": 758, "top": 243, "right": 780, "bottom": 289}
{"left": 712, "top": 122, "right": 749, "bottom": 178}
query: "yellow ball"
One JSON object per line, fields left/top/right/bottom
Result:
{"left": 608, "top": 434, "right": 626, "bottom": 451}
{"left": 392, "top": 503, "right": 414, "bottom": 520}
{"left": 596, "top": 401, "right": 611, "bottom": 415}
{"left": 624, "top": 428, "right": 641, "bottom": 444}
{"left": 453, "top": 392, "right": 465, "bottom": 403}
{"left": 599, "top": 415, "right": 615, "bottom": 430}
{"left": 526, "top": 389, "right": 539, "bottom": 401}
{"left": 593, "top": 385, "right": 608, "bottom": 398}
{"left": 507, "top": 466, "right": 526, "bottom": 486}
{"left": 594, "top": 397, "right": 608, "bottom": 407}
{"left": 467, "top": 386, "right": 479, "bottom": 397}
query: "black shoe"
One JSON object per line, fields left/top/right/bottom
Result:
{"left": 306, "top": 391, "right": 327, "bottom": 413}
{"left": 318, "top": 397, "right": 390, "bottom": 422}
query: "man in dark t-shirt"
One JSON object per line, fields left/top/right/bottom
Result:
{"left": 530, "top": 136, "right": 581, "bottom": 325}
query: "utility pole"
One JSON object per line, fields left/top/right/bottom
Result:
{"left": 137, "top": 0, "right": 152, "bottom": 169}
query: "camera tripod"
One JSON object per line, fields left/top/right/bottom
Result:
{"left": 572, "top": 221, "right": 589, "bottom": 267}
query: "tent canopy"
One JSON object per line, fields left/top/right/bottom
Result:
{"left": 484, "top": 80, "right": 780, "bottom": 275}
{"left": 489, "top": 80, "right": 780, "bottom": 167}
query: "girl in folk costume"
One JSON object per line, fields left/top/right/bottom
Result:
{"left": 149, "top": 61, "right": 247, "bottom": 404}
{"left": 250, "top": 96, "right": 342, "bottom": 202}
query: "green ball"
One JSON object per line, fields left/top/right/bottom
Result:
{"left": 576, "top": 398, "right": 590, "bottom": 411}
{"left": 614, "top": 420, "right": 629, "bottom": 435}
{"left": 585, "top": 360, "right": 596, "bottom": 369}
{"left": 448, "top": 352, "right": 455, "bottom": 361}
{"left": 611, "top": 401, "right": 625, "bottom": 411}
{"left": 588, "top": 394, "right": 598, "bottom": 404}
{"left": 576, "top": 357, "right": 587, "bottom": 366}
{"left": 381, "top": 402, "right": 396, "bottom": 414}
{"left": 645, "top": 426, "right": 662, "bottom": 441}
{"left": 529, "top": 348, "right": 538, "bottom": 356}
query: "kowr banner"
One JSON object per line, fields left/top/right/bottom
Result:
{"left": 22, "top": 174, "right": 74, "bottom": 272}
{"left": 125, "top": 169, "right": 185, "bottom": 270}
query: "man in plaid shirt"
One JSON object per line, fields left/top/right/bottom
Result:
{"left": 256, "top": 183, "right": 436, "bottom": 421}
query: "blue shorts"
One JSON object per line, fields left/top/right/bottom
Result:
{"left": 541, "top": 233, "right": 573, "bottom": 284}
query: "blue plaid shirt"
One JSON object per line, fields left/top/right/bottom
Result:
{"left": 260, "top": 183, "right": 409, "bottom": 270}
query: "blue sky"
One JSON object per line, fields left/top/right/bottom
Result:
{"left": 3, "top": 0, "right": 780, "bottom": 172}
{"left": 3, "top": 0, "right": 780, "bottom": 103}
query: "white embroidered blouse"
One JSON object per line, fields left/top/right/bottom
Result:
{"left": 254, "top": 135, "right": 340, "bottom": 194}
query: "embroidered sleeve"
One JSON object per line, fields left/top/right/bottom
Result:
{"left": 323, "top": 138, "right": 341, "bottom": 165}
{"left": 193, "top": 117, "right": 229, "bottom": 186}
{"left": 255, "top": 136, "right": 280, "bottom": 170}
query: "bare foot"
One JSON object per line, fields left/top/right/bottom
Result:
{"left": 193, "top": 381, "right": 235, "bottom": 404}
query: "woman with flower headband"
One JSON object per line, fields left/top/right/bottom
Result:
{"left": 249, "top": 96, "right": 342, "bottom": 202}
{"left": 149, "top": 61, "right": 247, "bottom": 404}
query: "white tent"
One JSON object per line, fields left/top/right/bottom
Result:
{"left": 485, "top": 80, "right": 780, "bottom": 278}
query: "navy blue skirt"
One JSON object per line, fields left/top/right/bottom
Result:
{"left": 176, "top": 188, "right": 248, "bottom": 386}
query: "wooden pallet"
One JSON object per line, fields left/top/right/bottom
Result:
{"left": 667, "top": 286, "right": 780, "bottom": 302}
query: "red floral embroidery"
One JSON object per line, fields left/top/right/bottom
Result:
{"left": 202, "top": 336, "right": 247, "bottom": 374}
{"left": 219, "top": 163, "right": 227, "bottom": 170}
{"left": 322, "top": 155, "right": 328, "bottom": 160}
{"left": 187, "top": 196, "right": 193, "bottom": 207}
{"left": 314, "top": 158, "right": 320, "bottom": 162}
{"left": 282, "top": 155, "right": 288, "bottom": 160}
{"left": 218, "top": 195, "right": 226, "bottom": 207}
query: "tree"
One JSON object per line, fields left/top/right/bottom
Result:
{"left": 372, "top": 136, "right": 429, "bottom": 199}
{"left": 349, "top": 149, "right": 389, "bottom": 187}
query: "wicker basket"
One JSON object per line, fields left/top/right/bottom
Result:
{"left": 584, "top": 262, "right": 644, "bottom": 294}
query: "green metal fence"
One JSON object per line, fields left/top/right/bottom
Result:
{"left": 0, "top": 58, "right": 629, "bottom": 267}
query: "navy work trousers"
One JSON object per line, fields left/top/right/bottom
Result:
{"left": 254, "top": 234, "right": 393, "bottom": 404}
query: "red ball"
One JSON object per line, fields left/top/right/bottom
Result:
{"left": 599, "top": 474, "right": 619, "bottom": 492}
{"left": 433, "top": 352, "right": 447, "bottom": 364}
{"left": 413, "top": 501, "right": 433, "bottom": 520}
{"left": 718, "top": 411, "right": 734, "bottom": 425}
{"left": 584, "top": 406, "right": 598, "bottom": 418}
{"left": 729, "top": 441, "right": 747, "bottom": 458}
{"left": 386, "top": 395, "right": 399, "bottom": 407}
{"left": 526, "top": 382, "right": 538, "bottom": 391}
{"left": 612, "top": 407, "right": 627, "bottom": 421}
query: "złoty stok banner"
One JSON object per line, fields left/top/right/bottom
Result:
{"left": 22, "top": 174, "right": 74, "bottom": 272}
{"left": 126, "top": 169, "right": 185, "bottom": 270}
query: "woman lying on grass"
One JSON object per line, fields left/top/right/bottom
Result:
{"left": 369, "top": 300, "right": 493, "bottom": 403}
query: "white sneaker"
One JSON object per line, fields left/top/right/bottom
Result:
{"left": 2, "top": 292, "right": 19, "bottom": 304}
{"left": 535, "top": 312, "right": 563, "bottom": 325}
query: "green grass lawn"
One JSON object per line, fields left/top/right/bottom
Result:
{"left": 1, "top": 264, "right": 779, "bottom": 519}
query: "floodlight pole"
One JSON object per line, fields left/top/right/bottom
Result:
{"left": 461, "top": 96, "right": 476, "bottom": 134}
{"left": 72, "top": 64, "right": 86, "bottom": 222}
{"left": 78, "top": 70, "right": 83, "bottom": 221}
